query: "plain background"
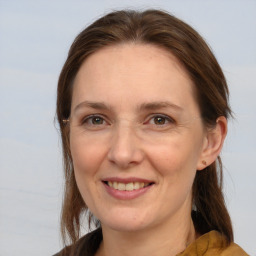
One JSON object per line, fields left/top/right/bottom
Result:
{"left": 0, "top": 0, "right": 255, "bottom": 255}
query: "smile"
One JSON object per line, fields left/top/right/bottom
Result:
{"left": 102, "top": 178, "right": 155, "bottom": 200}
{"left": 106, "top": 181, "right": 151, "bottom": 191}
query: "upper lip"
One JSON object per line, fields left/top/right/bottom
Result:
{"left": 102, "top": 177, "right": 155, "bottom": 184}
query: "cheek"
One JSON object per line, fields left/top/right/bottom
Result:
{"left": 70, "top": 134, "right": 108, "bottom": 207}
{"left": 146, "top": 135, "right": 202, "bottom": 200}
{"left": 70, "top": 133, "right": 107, "bottom": 176}
{"left": 148, "top": 140, "right": 200, "bottom": 176}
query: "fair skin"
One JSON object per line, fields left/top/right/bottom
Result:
{"left": 69, "top": 44, "right": 227, "bottom": 256}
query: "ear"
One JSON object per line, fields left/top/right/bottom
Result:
{"left": 197, "top": 116, "right": 227, "bottom": 170}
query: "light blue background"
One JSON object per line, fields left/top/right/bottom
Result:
{"left": 0, "top": 1, "right": 255, "bottom": 255}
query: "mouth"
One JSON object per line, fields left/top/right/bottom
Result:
{"left": 102, "top": 178, "right": 155, "bottom": 200}
{"left": 103, "top": 181, "right": 154, "bottom": 191}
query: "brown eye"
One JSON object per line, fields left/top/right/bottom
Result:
{"left": 82, "top": 115, "right": 107, "bottom": 127}
{"left": 154, "top": 116, "right": 167, "bottom": 125}
{"left": 91, "top": 116, "right": 104, "bottom": 125}
{"left": 146, "top": 114, "right": 175, "bottom": 128}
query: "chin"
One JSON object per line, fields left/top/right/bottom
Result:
{"left": 98, "top": 209, "right": 153, "bottom": 233}
{"left": 102, "top": 221, "right": 147, "bottom": 233}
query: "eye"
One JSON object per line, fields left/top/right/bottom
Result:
{"left": 146, "top": 114, "right": 175, "bottom": 126}
{"left": 90, "top": 116, "right": 104, "bottom": 125}
{"left": 82, "top": 115, "right": 108, "bottom": 127}
{"left": 152, "top": 116, "right": 167, "bottom": 125}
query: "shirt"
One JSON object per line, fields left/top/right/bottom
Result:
{"left": 54, "top": 228, "right": 248, "bottom": 256}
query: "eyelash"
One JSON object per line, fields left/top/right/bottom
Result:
{"left": 145, "top": 114, "right": 175, "bottom": 126}
{"left": 81, "top": 114, "right": 175, "bottom": 128}
{"left": 81, "top": 114, "right": 108, "bottom": 126}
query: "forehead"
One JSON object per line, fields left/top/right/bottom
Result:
{"left": 71, "top": 43, "right": 199, "bottom": 115}
{"left": 76, "top": 43, "right": 190, "bottom": 83}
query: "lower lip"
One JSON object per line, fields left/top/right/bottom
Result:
{"left": 103, "top": 182, "right": 153, "bottom": 200}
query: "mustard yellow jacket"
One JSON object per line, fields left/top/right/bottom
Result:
{"left": 177, "top": 231, "right": 248, "bottom": 256}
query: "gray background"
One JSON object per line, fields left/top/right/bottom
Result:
{"left": 0, "top": 0, "right": 255, "bottom": 255}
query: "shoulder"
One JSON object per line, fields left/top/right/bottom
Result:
{"left": 53, "top": 228, "right": 102, "bottom": 256}
{"left": 219, "top": 242, "right": 248, "bottom": 256}
{"left": 177, "top": 230, "right": 248, "bottom": 256}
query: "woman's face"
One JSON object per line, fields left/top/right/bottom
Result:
{"left": 69, "top": 44, "right": 208, "bottom": 232}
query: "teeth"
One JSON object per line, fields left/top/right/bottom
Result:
{"left": 113, "top": 181, "right": 118, "bottom": 189}
{"left": 117, "top": 183, "right": 126, "bottom": 190}
{"left": 107, "top": 181, "right": 150, "bottom": 191}
{"left": 134, "top": 182, "right": 140, "bottom": 190}
{"left": 125, "top": 182, "right": 134, "bottom": 191}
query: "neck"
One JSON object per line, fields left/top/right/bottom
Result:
{"left": 96, "top": 212, "right": 196, "bottom": 256}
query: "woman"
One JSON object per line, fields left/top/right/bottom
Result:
{"left": 54, "top": 9, "right": 248, "bottom": 256}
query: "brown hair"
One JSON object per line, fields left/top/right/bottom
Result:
{"left": 56, "top": 9, "right": 233, "bottom": 247}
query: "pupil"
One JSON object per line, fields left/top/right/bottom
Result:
{"left": 92, "top": 117, "right": 103, "bottom": 125}
{"left": 154, "top": 116, "right": 165, "bottom": 125}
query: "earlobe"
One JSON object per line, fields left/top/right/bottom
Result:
{"left": 197, "top": 116, "right": 227, "bottom": 171}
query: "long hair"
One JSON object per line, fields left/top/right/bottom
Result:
{"left": 56, "top": 9, "right": 233, "bottom": 246}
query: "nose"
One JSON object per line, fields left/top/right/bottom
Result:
{"left": 107, "top": 123, "right": 144, "bottom": 169}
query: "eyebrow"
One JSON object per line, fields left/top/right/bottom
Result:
{"left": 138, "top": 102, "right": 183, "bottom": 112}
{"left": 73, "top": 100, "right": 183, "bottom": 114}
{"left": 74, "top": 101, "right": 110, "bottom": 114}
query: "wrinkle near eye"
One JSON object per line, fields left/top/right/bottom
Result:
{"left": 70, "top": 110, "right": 201, "bottom": 134}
